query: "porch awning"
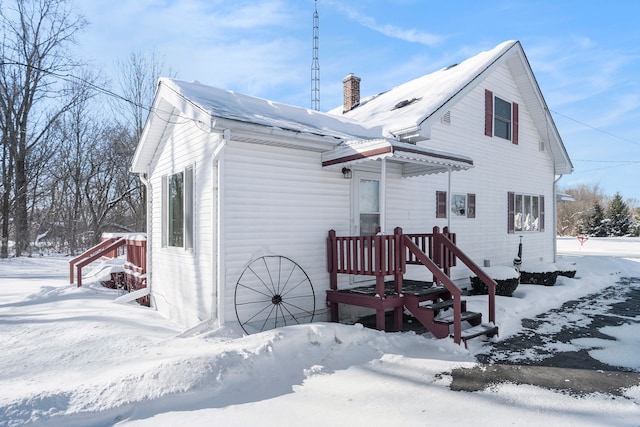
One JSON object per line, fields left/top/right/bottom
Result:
{"left": 321, "top": 139, "right": 474, "bottom": 177}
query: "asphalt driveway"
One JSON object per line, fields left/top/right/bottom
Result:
{"left": 455, "top": 277, "right": 640, "bottom": 395}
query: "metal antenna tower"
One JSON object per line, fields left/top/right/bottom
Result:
{"left": 311, "top": 0, "right": 320, "bottom": 110}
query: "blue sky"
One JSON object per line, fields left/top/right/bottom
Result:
{"left": 73, "top": 0, "right": 640, "bottom": 201}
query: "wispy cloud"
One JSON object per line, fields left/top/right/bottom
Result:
{"left": 76, "top": 0, "right": 306, "bottom": 99}
{"left": 527, "top": 37, "right": 637, "bottom": 112}
{"left": 327, "top": 1, "right": 444, "bottom": 47}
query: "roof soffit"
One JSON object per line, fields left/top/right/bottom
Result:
{"left": 131, "top": 94, "right": 178, "bottom": 173}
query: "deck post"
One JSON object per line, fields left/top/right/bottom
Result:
{"left": 374, "top": 233, "right": 385, "bottom": 330}
{"left": 376, "top": 275, "right": 386, "bottom": 330}
{"left": 392, "top": 227, "right": 404, "bottom": 331}
{"left": 327, "top": 230, "right": 339, "bottom": 322}
{"left": 432, "top": 226, "right": 441, "bottom": 269}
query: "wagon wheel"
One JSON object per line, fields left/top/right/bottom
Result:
{"left": 234, "top": 256, "right": 315, "bottom": 334}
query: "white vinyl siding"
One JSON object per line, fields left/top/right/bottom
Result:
{"left": 148, "top": 117, "right": 215, "bottom": 327}
{"left": 222, "top": 141, "right": 349, "bottom": 324}
{"left": 424, "top": 62, "right": 556, "bottom": 272}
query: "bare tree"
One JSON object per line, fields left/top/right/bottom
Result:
{"left": 112, "top": 50, "right": 176, "bottom": 232}
{"left": 83, "top": 123, "right": 139, "bottom": 241}
{"left": 113, "top": 50, "right": 175, "bottom": 139}
{"left": 0, "top": 128, "right": 14, "bottom": 258}
{"left": 557, "top": 184, "right": 609, "bottom": 236}
{"left": 0, "top": 0, "right": 87, "bottom": 256}
{"left": 47, "top": 77, "right": 99, "bottom": 253}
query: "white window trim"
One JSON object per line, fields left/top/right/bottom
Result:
{"left": 162, "top": 165, "right": 195, "bottom": 251}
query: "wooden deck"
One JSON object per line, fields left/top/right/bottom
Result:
{"left": 69, "top": 233, "right": 148, "bottom": 306}
{"left": 326, "top": 227, "right": 498, "bottom": 345}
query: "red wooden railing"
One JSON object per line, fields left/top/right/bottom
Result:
{"left": 327, "top": 231, "right": 403, "bottom": 298}
{"left": 123, "top": 238, "right": 148, "bottom": 305}
{"left": 327, "top": 226, "right": 496, "bottom": 345}
{"left": 403, "top": 228, "right": 457, "bottom": 274}
{"left": 69, "top": 235, "right": 147, "bottom": 305}
{"left": 69, "top": 237, "right": 120, "bottom": 284}
{"left": 402, "top": 236, "right": 464, "bottom": 342}
{"left": 72, "top": 238, "right": 127, "bottom": 288}
{"left": 436, "top": 230, "right": 496, "bottom": 324}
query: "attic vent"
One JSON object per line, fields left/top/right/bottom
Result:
{"left": 392, "top": 97, "right": 420, "bottom": 110}
{"left": 441, "top": 111, "right": 451, "bottom": 125}
{"left": 444, "top": 63, "right": 458, "bottom": 70}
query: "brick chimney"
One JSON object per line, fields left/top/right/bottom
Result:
{"left": 342, "top": 73, "right": 361, "bottom": 113}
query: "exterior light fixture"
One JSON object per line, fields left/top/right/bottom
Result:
{"left": 342, "top": 167, "right": 352, "bottom": 179}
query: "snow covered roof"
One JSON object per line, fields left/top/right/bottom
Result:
{"left": 161, "top": 79, "right": 381, "bottom": 141}
{"left": 132, "top": 41, "right": 572, "bottom": 176}
{"left": 557, "top": 193, "right": 576, "bottom": 202}
{"left": 334, "top": 40, "right": 573, "bottom": 175}
{"left": 132, "top": 79, "right": 385, "bottom": 173}
{"left": 131, "top": 77, "right": 475, "bottom": 174}
{"left": 334, "top": 41, "right": 518, "bottom": 138}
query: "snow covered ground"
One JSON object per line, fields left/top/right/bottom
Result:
{"left": 1, "top": 237, "right": 640, "bottom": 426}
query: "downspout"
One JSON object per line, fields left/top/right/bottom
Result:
{"left": 214, "top": 129, "right": 229, "bottom": 328}
{"left": 139, "top": 170, "right": 152, "bottom": 305}
{"left": 177, "top": 125, "right": 227, "bottom": 338}
{"left": 447, "top": 167, "right": 452, "bottom": 230}
{"left": 545, "top": 109, "right": 564, "bottom": 263}
{"left": 380, "top": 158, "right": 387, "bottom": 234}
{"left": 553, "top": 174, "right": 563, "bottom": 262}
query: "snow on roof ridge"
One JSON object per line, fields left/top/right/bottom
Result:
{"left": 156, "top": 40, "right": 520, "bottom": 145}
{"left": 335, "top": 40, "right": 520, "bottom": 137}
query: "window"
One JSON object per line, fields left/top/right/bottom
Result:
{"left": 162, "top": 166, "right": 194, "bottom": 249}
{"left": 437, "top": 191, "right": 476, "bottom": 219}
{"left": 494, "top": 97, "right": 511, "bottom": 140}
{"left": 485, "top": 89, "right": 519, "bottom": 144}
{"left": 508, "top": 192, "right": 544, "bottom": 233}
{"left": 359, "top": 178, "right": 380, "bottom": 236}
{"left": 451, "top": 194, "right": 466, "bottom": 216}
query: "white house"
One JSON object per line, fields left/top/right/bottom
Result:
{"left": 131, "top": 40, "right": 572, "bottom": 337}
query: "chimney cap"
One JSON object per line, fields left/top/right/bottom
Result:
{"left": 343, "top": 73, "right": 360, "bottom": 82}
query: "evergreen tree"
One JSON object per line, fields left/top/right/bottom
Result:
{"left": 584, "top": 200, "right": 607, "bottom": 236}
{"left": 631, "top": 210, "right": 640, "bottom": 237}
{"left": 606, "top": 192, "right": 631, "bottom": 236}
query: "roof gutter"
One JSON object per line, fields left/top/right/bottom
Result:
{"left": 390, "top": 125, "right": 426, "bottom": 143}
{"left": 211, "top": 116, "right": 345, "bottom": 152}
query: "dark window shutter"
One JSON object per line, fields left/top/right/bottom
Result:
{"left": 512, "top": 102, "right": 519, "bottom": 145}
{"left": 484, "top": 89, "right": 493, "bottom": 137}
{"left": 507, "top": 192, "right": 515, "bottom": 233}
{"left": 436, "top": 191, "right": 447, "bottom": 218}
{"left": 539, "top": 195, "right": 545, "bottom": 232}
{"left": 467, "top": 193, "right": 476, "bottom": 218}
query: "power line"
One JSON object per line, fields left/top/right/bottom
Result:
{"left": 569, "top": 159, "right": 640, "bottom": 174}
{"left": 573, "top": 159, "right": 640, "bottom": 163}
{"left": 0, "top": 60, "right": 188, "bottom": 126}
{"left": 550, "top": 109, "right": 640, "bottom": 148}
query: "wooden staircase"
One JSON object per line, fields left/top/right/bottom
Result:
{"left": 403, "top": 286, "right": 498, "bottom": 346}
{"left": 69, "top": 233, "right": 149, "bottom": 306}
{"left": 327, "top": 226, "right": 499, "bottom": 346}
